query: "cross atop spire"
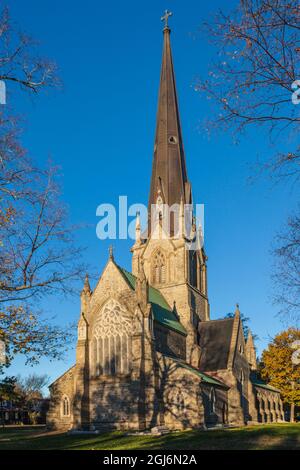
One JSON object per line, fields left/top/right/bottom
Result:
{"left": 161, "top": 9, "right": 173, "bottom": 30}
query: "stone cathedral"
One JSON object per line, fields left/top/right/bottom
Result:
{"left": 47, "top": 17, "right": 284, "bottom": 431}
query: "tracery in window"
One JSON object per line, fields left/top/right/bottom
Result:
{"left": 152, "top": 250, "right": 166, "bottom": 284}
{"left": 93, "top": 299, "right": 131, "bottom": 376}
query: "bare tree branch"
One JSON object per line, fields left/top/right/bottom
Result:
{"left": 196, "top": 0, "right": 300, "bottom": 181}
{"left": 272, "top": 208, "right": 300, "bottom": 321}
{"left": 0, "top": 6, "right": 59, "bottom": 95}
{"left": 0, "top": 5, "right": 84, "bottom": 366}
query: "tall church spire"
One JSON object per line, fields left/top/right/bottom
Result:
{"left": 148, "top": 13, "right": 190, "bottom": 221}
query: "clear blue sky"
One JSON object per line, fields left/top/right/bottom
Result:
{"left": 5, "top": 0, "right": 299, "bottom": 388}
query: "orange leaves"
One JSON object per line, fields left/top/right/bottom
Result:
{"left": 260, "top": 328, "right": 300, "bottom": 405}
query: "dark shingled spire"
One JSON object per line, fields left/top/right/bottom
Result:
{"left": 148, "top": 19, "right": 191, "bottom": 223}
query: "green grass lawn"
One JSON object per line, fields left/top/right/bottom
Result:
{"left": 0, "top": 423, "right": 299, "bottom": 450}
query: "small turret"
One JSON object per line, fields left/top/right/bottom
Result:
{"left": 234, "top": 303, "right": 241, "bottom": 319}
{"left": 172, "top": 300, "right": 180, "bottom": 320}
{"left": 108, "top": 245, "right": 114, "bottom": 261}
{"left": 178, "top": 196, "right": 184, "bottom": 238}
{"left": 80, "top": 273, "right": 92, "bottom": 314}
{"left": 135, "top": 211, "right": 141, "bottom": 245}
{"left": 197, "top": 224, "right": 204, "bottom": 251}
{"left": 246, "top": 330, "right": 257, "bottom": 371}
{"left": 135, "top": 258, "right": 148, "bottom": 310}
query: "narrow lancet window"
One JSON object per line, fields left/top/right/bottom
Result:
{"left": 152, "top": 250, "right": 166, "bottom": 284}
{"left": 93, "top": 299, "right": 131, "bottom": 376}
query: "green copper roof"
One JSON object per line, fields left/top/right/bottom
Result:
{"left": 251, "top": 379, "right": 280, "bottom": 393}
{"left": 117, "top": 266, "right": 187, "bottom": 336}
{"left": 166, "top": 356, "right": 228, "bottom": 387}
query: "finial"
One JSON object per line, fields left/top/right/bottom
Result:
{"left": 136, "top": 211, "right": 141, "bottom": 228}
{"left": 235, "top": 303, "right": 240, "bottom": 317}
{"left": 197, "top": 223, "right": 204, "bottom": 248}
{"left": 109, "top": 245, "right": 114, "bottom": 260}
{"left": 161, "top": 9, "right": 172, "bottom": 30}
{"left": 173, "top": 300, "right": 179, "bottom": 319}
{"left": 135, "top": 211, "right": 142, "bottom": 244}
{"left": 247, "top": 329, "right": 253, "bottom": 342}
{"left": 81, "top": 272, "right": 91, "bottom": 295}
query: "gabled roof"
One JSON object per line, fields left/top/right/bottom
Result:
{"left": 164, "top": 355, "right": 228, "bottom": 388}
{"left": 49, "top": 364, "right": 76, "bottom": 388}
{"left": 250, "top": 373, "right": 281, "bottom": 393}
{"left": 117, "top": 265, "right": 187, "bottom": 336}
{"left": 199, "top": 318, "right": 235, "bottom": 371}
{"left": 251, "top": 379, "right": 280, "bottom": 393}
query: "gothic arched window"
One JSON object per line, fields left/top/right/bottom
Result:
{"left": 240, "top": 369, "right": 245, "bottom": 386}
{"left": 93, "top": 299, "right": 132, "bottom": 376}
{"left": 62, "top": 395, "right": 70, "bottom": 417}
{"left": 152, "top": 250, "right": 166, "bottom": 285}
{"left": 209, "top": 388, "right": 216, "bottom": 414}
{"left": 189, "top": 251, "right": 197, "bottom": 288}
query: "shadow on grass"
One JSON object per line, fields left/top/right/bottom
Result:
{"left": 0, "top": 424, "right": 299, "bottom": 450}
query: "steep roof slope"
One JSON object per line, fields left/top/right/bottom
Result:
{"left": 117, "top": 265, "right": 187, "bottom": 336}
{"left": 199, "top": 318, "right": 235, "bottom": 371}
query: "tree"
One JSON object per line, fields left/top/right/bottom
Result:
{"left": 260, "top": 328, "right": 300, "bottom": 422}
{"left": 197, "top": 1, "right": 300, "bottom": 323}
{"left": 0, "top": 376, "right": 17, "bottom": 401}
{"left": 272, "top": 209, "right": 300, "bottom": 320}
{"left": 0, "top": 6, "right": 58, "bottom": 94}
{"left": 15, "top": 373, "right": 49, "bottom": 424}
{"left": 0, "top": 6, "right": 86, "bottom": 368}
{"left": 0, "top": 374, "right": 49, "bottom": 425}
{"left": 0, "top": 376, "right": 19, "bottom": 426}
{"left": 17, "top": 373, "right": 49, "bottom": 401}
{"left": 196, "top": 0, "right": 300, "bottom": 181}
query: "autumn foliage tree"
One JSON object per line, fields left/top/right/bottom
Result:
{"left": 260, "top": 328, "right": 300, "bottom": 422}
{"left": 0, "top": 5, "right": 86, "bottom": 368}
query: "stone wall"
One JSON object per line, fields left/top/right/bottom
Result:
{"left": 211, "top": 369, "right": 245, "bottom": 426}
{"left": 201, "top": 384, "right": 228, "bottom": 427}
{"left": 155, "top": 354, "right": 204, "bottom": 430}
{"left": 47, "top": 366, "right": 75, "bottom": 430}
{"left": 254, "top": 387, "right": 284, "bottom": 423}
{"left": 154, "top": 323, "right": 186, "bottom": 360}
{"left": 88, "top": 376, "right": 140, "bottom": 430}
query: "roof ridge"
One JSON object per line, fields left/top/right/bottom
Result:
{"left": 201, "top": 318, "right": 235, "bottom": 324}
{"left": 49, "top": 364, "right": 76, "bottom": 387}
{"left": 116, "top": 264, "right": 187, "bottom": 335}
{"left": 163, "top": 355, "right": 228, "bottom": 388}
{"left": 251, "top": 379, "right": 280, "bottom": 393}
{"left": 117, "top": 265, "right": 171, "bottom": 307}
{"left": 118, "top": 265, "right": 169, "bottom": 297}
{"left": 119, "top": 266, "right": 135, "bottom": 277}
